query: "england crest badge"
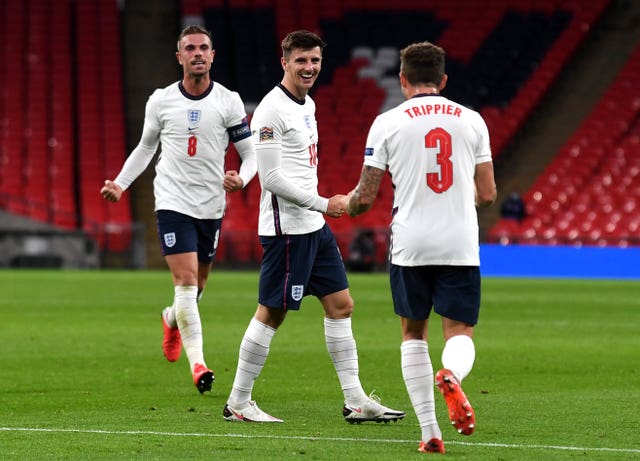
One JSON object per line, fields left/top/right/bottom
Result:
{"left": 291, "top": 285, "right": 304, "bottom": 301}
{"left": 164, "top": 232, "right": 176, "bottom": 248}
{"left": 187, "top": 109, "right": 201, "bottom": 125}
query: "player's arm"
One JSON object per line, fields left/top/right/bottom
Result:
{"left": 473, "top": 112, "right": 497, "bottom": 208}
{"left": 474, "top": 161, "right": 497, "bottom": 208}
{"left": 100, "top": 130, "right": 159, "bottom": 202}
{"left": 346, "top": 165, "right": 385, "bottom": 217}
{"left": 258, "top": 144, "right": 329, "bottom": 213}
{"left": 225, "top": 136, "right": 257, "bottom": 192}
{"left": 225, "top": 115, "right": 257, "bottom": 192}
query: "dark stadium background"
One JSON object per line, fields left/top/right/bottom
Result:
{"left": 0, "top": 0, "right": 638, "bottom": 275}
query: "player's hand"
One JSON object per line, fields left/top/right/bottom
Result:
{"left": 346, "top": 189, "right": 356, "bottom": 216}
{"left": 224, "top": 170, "right": 244, "bottom": 192}
{"left": 326, "top": 194, "right": 348, "bottom": 218}
{"left": 100, "top": 180, "right": 123, "bottom": 202}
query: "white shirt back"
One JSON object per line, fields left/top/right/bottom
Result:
{"left": 364, "top": 93, "right": 493, "bottom": 266}
{"left": 252, "top": 85, "right": 325, "bottom": 236}
{"left": 144, "top": 81, "right": 249, "bottom": 219}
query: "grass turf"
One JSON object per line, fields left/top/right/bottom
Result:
{"left": 0, "top": 270, "right": 638, "bottom": 460}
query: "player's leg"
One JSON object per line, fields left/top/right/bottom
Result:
{"left": 314, "top": 225, "right": 404, "bottom": 423}
{"left": 223, "top": 304, "right": 285, "bottom": 422}
{"left": 196, "top": 261, "right": 212, "bottom": 301}
{"left": 228, "top": 305, "right": 286, "bottom": 405}
{"left": 320, "top": 289, "right": 365, "bottom": 401}
{"left": 321, "top": 288, "right": 405, "bottom": 423}
{"left": 165, "top": 252, "right": 213, "bottom": 393}
{"left": 392, "top": 264, "right": 443, "bottom": 451}
{"left": 156, "top": 210, "right": 213, "bottom": 393}
{"left": 194, "top": 220, "right": 221, "bottom": 302}
{"left": 441, "top": 319, "right": 475, "bottom": 382}
{"left": 223, "top": 234, "right": 295, "bottom": 423}
{"left": 433, "top": 266, "right": 480, "bottom": 435}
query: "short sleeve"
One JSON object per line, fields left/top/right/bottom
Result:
{"left": 363, "top": 114, "right": 389, "bottom": 170}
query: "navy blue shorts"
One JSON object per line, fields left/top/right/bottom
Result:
{"left": 258, "top": 224, "right": 349, "bottom": 311}
{"left": 156, "top": 210, "right": 222, "bottom": 264}
{"left": 390, "top": 264, "right": 481, "bottom": 325}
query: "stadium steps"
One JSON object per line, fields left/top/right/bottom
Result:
{"left": 480, "top": 0, "right": 640, "bottom": 242}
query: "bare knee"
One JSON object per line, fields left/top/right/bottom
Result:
{"left": 321, "top": 290, "right": 354, "bottom": 319}
{"left": 255, "top": 304, "right": 286, "bottom": 329}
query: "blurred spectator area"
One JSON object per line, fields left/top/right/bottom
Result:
{"left": 0, "top": 0, "right": 131, "bottom": 257}
{"left": 3, "top": 0, "right": 637, "bottom": 269}
{"left": 487, "top": 42, "right": 640, "bottom": 248}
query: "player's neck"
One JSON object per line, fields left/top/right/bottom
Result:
{"left": 182, "top": 75, "right": 211, "bottom": 96}
{"left": 280, "top": 78, "right": 308, "bottom": 101}
{"left": 410, "top": 85, "right": 439, "bottom": 97}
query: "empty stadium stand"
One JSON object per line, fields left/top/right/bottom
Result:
{"left": 488, "top": 42, "right": 640, "bottom": 247}
{"left": 3, "top": 0, "right": 636, "bottom": 268}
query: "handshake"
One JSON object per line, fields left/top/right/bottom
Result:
{"left": 325, "top": 190, "right": 359, "bottom": 218}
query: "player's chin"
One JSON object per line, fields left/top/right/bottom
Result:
{"left": 190, "top": 68, "right": 209, "bottom": 77}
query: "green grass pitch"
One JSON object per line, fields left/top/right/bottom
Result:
{"left": 1, "top": 270, "right": 638, "bottom": 460}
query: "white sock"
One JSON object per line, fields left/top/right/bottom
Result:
{"left": 165, "top": 303, "right": 177, "bottom": 327}
{"left": 324, "top": 317, "right": 367, "bottom": 404}
{"left": 401, "top": 340, "right": 442, "bottom": 442}
{"left": 441, "top": 335, "right": 476, "bottom": 383}
{"left": 174, "top": 285, "right": 204, "bottom": 372}
{"left": 228, "top": 317, "right": 276, "bottom": 407}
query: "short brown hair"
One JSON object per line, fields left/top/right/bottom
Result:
{"left": 177, "top": 25, "right": 213, "bottom": 51}
{"left": 281, "top": 30, "right": 326, "bottom": 59}
{"left": 400, "top": 42, "right": 446, "bottom": 87}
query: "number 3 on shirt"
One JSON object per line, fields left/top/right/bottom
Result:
{"left": 425, "top": 127, "right": 452, "bottom": 193}
{"left": 187, "top": 135, "right": 198, "bottom": 157}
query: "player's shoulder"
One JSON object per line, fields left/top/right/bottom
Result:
{"left": 260, "top": 85, "right": 284, "bottom": 103}
{"left": 146, "top": 81, "right": 180, "bottom": 103}
{"left": 372, "top": 103, "right": 403, "bottom": 128}
{"left": 253, "top": 87, "right": 285, "bottom": 115}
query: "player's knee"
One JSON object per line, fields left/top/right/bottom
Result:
{"left": 335, "top": 295, "right": 355, "bottom": 318}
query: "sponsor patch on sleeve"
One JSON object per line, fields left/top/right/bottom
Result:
{"left": 259, "top": 126, "right": 274, "bottom": 142}
{"left": 364, "top": 147, "right": 374, "bottom": 156}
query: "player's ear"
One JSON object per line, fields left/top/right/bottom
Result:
{"left": 439, "top": 74, "right": 448, "bottom": 91}
{"left": 281, "top": 56, "right": 287, "bottom": 71}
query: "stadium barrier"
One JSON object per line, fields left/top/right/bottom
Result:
{"left": 480, "top": 243, "right": 640, "bottom": 279}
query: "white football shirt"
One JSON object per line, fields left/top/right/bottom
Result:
{"left": 252, "top": 84, "right": 325, "bottom": 236}
{"left": 364, "top": 93, "right": 493, "bottom": 266}
{"left": 115, "top": 81, "right": 253, "bottom": 219}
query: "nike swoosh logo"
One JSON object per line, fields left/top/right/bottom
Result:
{"left": 349, "top": 407, "right": 362, "bottom": 413}
{"left": 188, "top": 126, "right": 197, "bottom": 131}
{"left": 208, "top": 251, "right": 215, "bottom": 257}
{"left": 231, "top": 409, "right": 246, "bottom": 421}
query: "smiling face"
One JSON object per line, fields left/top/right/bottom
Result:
{"left": 176, "top": 33, "right": 215, "bottom": 79}
{"left": 281, "top": 47, "right": 322, "bottom": 100}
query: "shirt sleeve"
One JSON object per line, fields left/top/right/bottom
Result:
{"left": 363, "top": 114, "right": 389, "bottom": 171}
{"left": 113, "top": 92, "right": 162, "bottom": 190}
{"left": 226, "top": 91, "right": 252, "bottom": 142}
{"left": 233, "top": 136, "right": 258, "bottom": 188}
{"left": 257, "top": 143, "right": 328, "bottom": 212}
{"left": 474, "top": 111, "right": 493, "bottom": 164}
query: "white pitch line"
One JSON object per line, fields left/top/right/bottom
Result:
{"left": 1, "top": 427, "right": 639, "bottom": 454}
